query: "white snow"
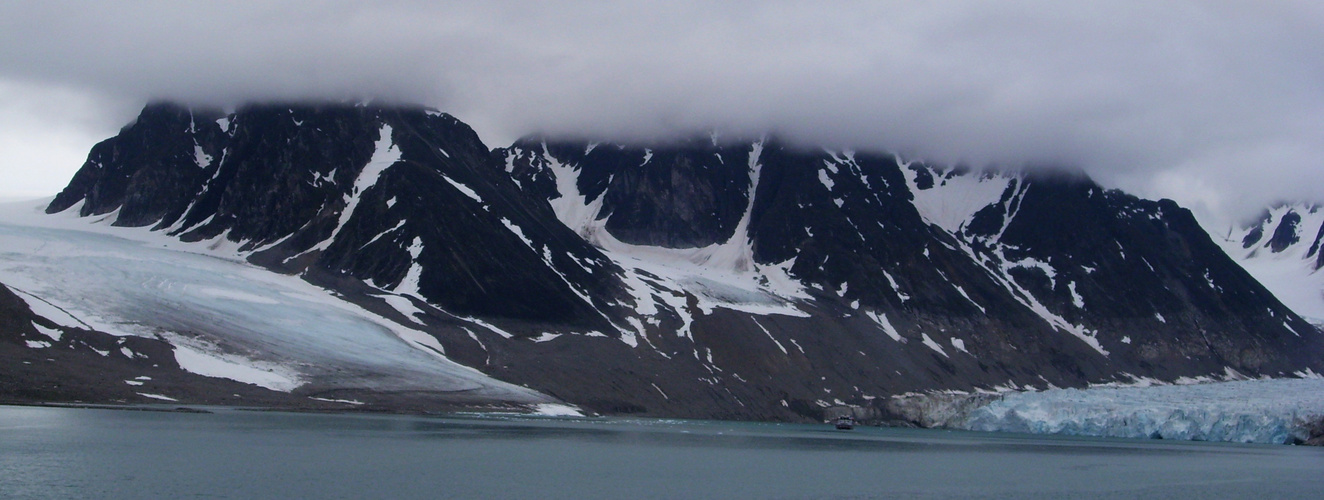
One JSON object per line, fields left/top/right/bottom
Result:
{"left": 880, "top": 270, "right": 910, "bottom": 302}
{"left": 958, "top": 378, "right": 1324, "bottom": 444}
{"left": 751, "top": 317, "right": 788, "bottom": 355}
{"left": 531, "top": 403, "right": 584, "bottom": 417}
{"left": 786, "top": 337, "right": 806, "bottom": 354}
{"left": 31, "top": 322, "right": 61, "bottom": 341}
{"left": 357, "top": 220, "right": 405, "bottom": 253}
{"left": 191, "top": 287, "right": 281, "bottom": 305}
{"left": 393, "top": 238, "right": 425, "bottom": 296}
{"left": 950, "top": 283, "right": 985, "bottom": 314}
{"left": 1068, "top": 282, "right": 1085, "bottom": 308}
{"left": 136, "top": 393, "right": 178, "bottom": 402}
{"left": 532, "top": 332, "right": 562, "bottom": 343}
{"left": 14, "top": 289, "right": 86, "bottom": 330}
{"left": 1008, "top": 257, "right": 1057, "bottom": 288}
{"left": 960, "top": 240, "right": 1110, "bottom": 356}
{"left": 171, "top": 341, "right": 303, "bottom": 392}
{"left": 950, "top": 337, "right": 969, "bottom": 354}
{"left": 308, "top": 396, "right": 365, "bottom": 405}
{"left": 864, "top": 310, "right": 903, "bottom": 342}
{"left": 920, "top": 333, "right": 948, "bottom": 357}
{"left": 1210, "top": 204, "right": 1324, "bottom": 325}
{"left": 24, "top": 340, "right": 50, "bottom": 349}
{"left": 817, "top": 168, "right": 835, "bottom": 192}
{"left": 301, "top": 124, "right": 401, "bottom": 257}
{"left": 499, "top": 218, "right": 534, "bottom": 250}
{"left": 443, "top": 175, "right": 482, "bottom": 203}
{"left": 533, "top": 140, "right": 811, "bottom": 347}
{"left": 378, "top": 293, "right": 428, "bottom": 326}
{"left": 902, "top": 166, "right": 1013, "bottom": 234}
{"left": 193, "top": 145, "right": 212, "bottom": 168}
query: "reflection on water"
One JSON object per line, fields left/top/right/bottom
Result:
{"left": 1, "top": 405, "right": 1321, "bottom": 499}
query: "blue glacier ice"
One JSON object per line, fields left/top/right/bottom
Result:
{"left": 956, "top": 378, "right": 1324, "bottom": 444}
{"left": 0, "top": 199, "right": 551, "bottom": 404}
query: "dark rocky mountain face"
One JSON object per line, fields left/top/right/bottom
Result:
{"left": 38, "top": 102, "right": 1324, "bottom": 421}
{"left": 502, "top": 137, "right": 754, "bottom": 248}
{"left": 955, "top": 171, "right": 1319, "bottom": 375}
{"left": 50, "top": 102, "right": 625, "bottom": 330}
{"left": 48, "top": 102, "right": 227, "bottom": 227}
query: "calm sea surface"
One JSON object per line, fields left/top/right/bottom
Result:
{"left": 1, "top": 405, "right": 1321, "bottom": 499}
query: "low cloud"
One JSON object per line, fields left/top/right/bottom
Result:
{"left": 2, "top": 1, "right": 1322, "bottom": 225}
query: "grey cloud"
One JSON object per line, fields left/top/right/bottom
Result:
{"left": 1, "top": 1, "right": 1322, "bottom": 225}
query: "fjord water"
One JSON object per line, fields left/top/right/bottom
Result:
{"left": 2, "top": 406, "right": 1322, "bottom": 499}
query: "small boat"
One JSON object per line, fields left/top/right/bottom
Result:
{"left": 834, "top": 416, "right": 855, "bottom": 430}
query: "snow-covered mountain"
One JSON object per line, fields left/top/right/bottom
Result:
{"left": 6, "top": 101, "right": 1322, "bottom": 421}
{"left": 1212, "top": 203, "right": 1324, "bottom": 326}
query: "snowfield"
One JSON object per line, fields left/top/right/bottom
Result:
{"left": 0, "top": 198, "right": 551, "bottom": 404}
{"left": 1210, "top": 204, "right": 1324, "bottom": 325}
{"left": 952, "top": 377, "right": 1324, "bottom": 444}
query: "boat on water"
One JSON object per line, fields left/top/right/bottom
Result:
{"left": 834, "top": 416, "right": 855, "bottom": 430}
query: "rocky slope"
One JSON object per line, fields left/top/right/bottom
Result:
{"left": 17, "top": 101, "right": 1324, "bottom": 420}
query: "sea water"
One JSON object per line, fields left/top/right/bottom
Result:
{"left": 1, "top": 405, "right": 1321, "bottom": 499}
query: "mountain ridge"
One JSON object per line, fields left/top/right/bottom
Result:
{"left": 17, "top": 100, "right": 1324, "bottom": 420}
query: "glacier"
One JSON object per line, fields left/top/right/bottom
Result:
{"left": 948, "top": 377, "right": 1324, "bottom": 444}
{"left": 0, "top": 198, "right": 552, "bottom": 405}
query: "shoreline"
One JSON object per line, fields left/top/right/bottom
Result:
{"left": 0, "top": 397, "right": 580, "bottom": 419}
{"left": 6, "top": 392, "right": 1323, "bottom": 447}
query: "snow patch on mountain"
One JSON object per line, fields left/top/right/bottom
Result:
{"left": 171, "top": 339, "right": 302, "bottom": 392}
{"left": 864, "top": 310, "right": 903, "bottom": 342}
{"left": 532, "top": 140, "right": 812, "bottom": 347}
{"left": 920, "top": 334, "right": 948, "bottom": 357}
{"left": 531, "top": 403, "right": 585, "bottom": 417}
{"left": 1212, "top": 203, "right": 1324, "bottom": 325}
{"left": 303, "top": 124, "right": 401, "bottom": 256}
{"left": 903, "top": 166, "right": 1013, "bottom": 234}
{"left": 393, "top": 237, "right": 425, "bottom": 296}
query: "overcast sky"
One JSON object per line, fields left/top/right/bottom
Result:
{"left": 1, "top": 1, "right": 1321, "bottom": 228}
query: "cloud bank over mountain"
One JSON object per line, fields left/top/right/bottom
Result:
{"left": 2, "top": 1, "right": 1322, "bottom": 225}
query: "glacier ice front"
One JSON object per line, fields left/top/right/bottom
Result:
{"left": 954, "top": 378, "right": 1324, "bottom": 444}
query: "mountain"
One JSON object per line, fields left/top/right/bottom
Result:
{"left": 11, "top": 101, "right": 1323, "bottom": 421}
{"left": 1212, "top": 203, "right": 1324, "bottom": 325}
